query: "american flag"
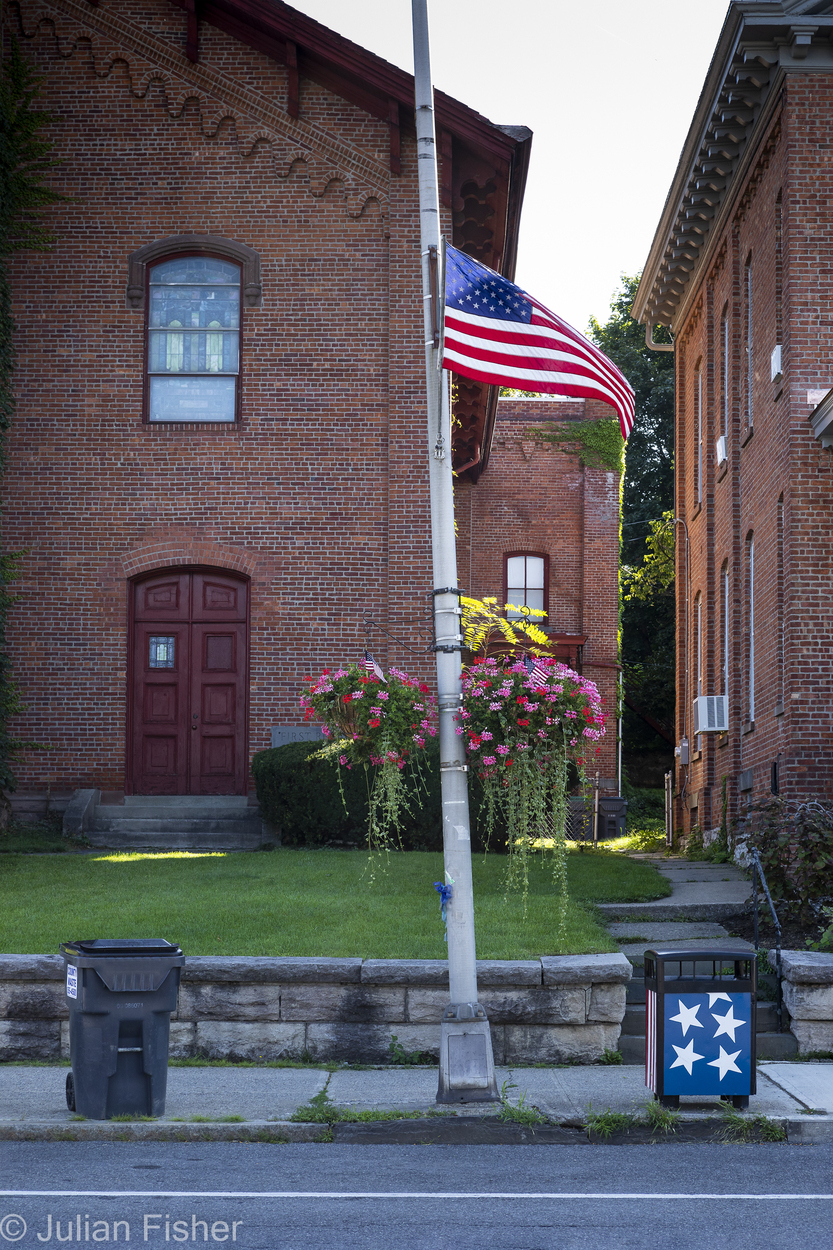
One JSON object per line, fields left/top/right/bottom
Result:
{"left": 525, "top": 657, "right": 549, "bottom": 689}
{"left": 361, "top": 652, "right": 386, "bottom": 683}
{"left": 442, "top": 245, "right": 636, "bottom": 440}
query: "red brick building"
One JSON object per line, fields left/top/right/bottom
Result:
{"left": 4, "top": 0, "right": 620, "bottom": 816}
{"left": 633, "top": 0, "right": 833, "bottom": 837}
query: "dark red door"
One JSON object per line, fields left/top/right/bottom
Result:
{"left": 131, "top": 570, "right": 248, "bottom": 795}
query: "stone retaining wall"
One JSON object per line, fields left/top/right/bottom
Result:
{"left": 773, "top": 950, "right": 833, "bottom": 1054}
{"left": 0, "top": 954, "right": 632, "bottom": 1065}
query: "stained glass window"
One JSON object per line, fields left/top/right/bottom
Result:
{"left": 149, "top": 636, "right": 175, "bottom": 668}
{"left": 148, "top": 257, "right": 240, "bottom": 422}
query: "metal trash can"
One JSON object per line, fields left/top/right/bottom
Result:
{"left": 60, "top": 938, "right": 184, "bottom": 1120}
{"left": 644, "top": 947, "right": 756, "bottom": 1108}
{"left": 597, "top": 797, "right": 627, "bottom": 840}
{"left": 567, "top": 796, "right": 628, "bottom": 842}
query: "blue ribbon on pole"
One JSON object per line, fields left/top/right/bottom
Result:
{"left": 433, "top": 880, "right": 453, "bottom": 942}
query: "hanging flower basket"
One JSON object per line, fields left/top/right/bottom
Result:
{"left": 458, "top": 655, "right": 606, "bottom": 933}
{"left": 300, "top": 663, "right": 438, "bottom": 858}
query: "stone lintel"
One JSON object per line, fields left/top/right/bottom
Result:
{"left": 541, "top": 954, "right": 632, "bottom": 986}
{"left": 182, "top": 957, "right": 363, "bottom": 983}
{"left": 775, "top": 950, "right": 833, "bottom": 984}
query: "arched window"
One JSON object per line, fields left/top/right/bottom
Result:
{"left": 504, "top": 553, "right": 548, "bottom": 621}
{"left": 147, "top": 254, "right": 241, "bottom": 423}
{"left": 127, "top": 234, "right": 261, "bottom": 425}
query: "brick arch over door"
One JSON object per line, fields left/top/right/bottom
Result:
{"left": 128, "top": 567, "right": 250, "bottom": 796}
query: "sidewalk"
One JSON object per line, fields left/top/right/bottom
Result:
{"left": 1, "top": 1061, "right": 831, "bottom": 1142}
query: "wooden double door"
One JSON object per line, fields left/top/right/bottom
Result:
{"left": 130, "top": 569, "right": 249, "bottom": 795}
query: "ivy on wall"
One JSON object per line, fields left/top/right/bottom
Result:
{"left": 0, "top": 38, "right": 64, "bottom": 809}
{"left": 527, "top": 417, "right": 625, "bottom": 475}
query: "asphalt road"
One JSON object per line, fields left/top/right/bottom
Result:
{"left": 2, "top": 1142, "right": 832, "bottom": 1250}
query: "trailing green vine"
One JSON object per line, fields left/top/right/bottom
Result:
{"left": 528, "top": 417, "right": 625, "bottom": 475}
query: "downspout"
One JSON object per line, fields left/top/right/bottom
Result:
{"left": 645, "top": 323, "right": 675, "bottom": 353}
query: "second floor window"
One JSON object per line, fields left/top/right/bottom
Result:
{"left": 147, "top": 255, "right": 241, "bottom": 423}
{"left": 505, "top": 553, "right": 548, "bottom": 620}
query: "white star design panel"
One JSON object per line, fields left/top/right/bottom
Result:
{"left": 662, "top": 992, "right": 752, "bottom": 1095}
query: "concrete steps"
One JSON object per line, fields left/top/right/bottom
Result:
{"left": 64, "top": 791, "right": 274, "bottom": 851}
{"left": 604, "top": 862, "right": 798, "bottom": 1064}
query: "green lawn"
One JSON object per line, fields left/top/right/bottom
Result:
{"left": 0, "top": 848, "right": 671, "bottom": 960}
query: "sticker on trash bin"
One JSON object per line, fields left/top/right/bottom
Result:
{"left": 66, "top": 965, "right": 78, "bottom": 999}
{"left": 662, "top": 991, "right": 752, "bottom": 1096}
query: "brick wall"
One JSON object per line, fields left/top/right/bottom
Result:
{"left": 673, "top": 81, "right": 833, "bottom": 835}
{"left": 456, "top": 397, "right": 621, "bottom": 788}
{"left": 3, "top": 2, "right": 621, "bottom": 801}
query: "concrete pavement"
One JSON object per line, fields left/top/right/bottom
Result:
{"left": 1, "top": 1061, "right": 831, "bottom": 1142}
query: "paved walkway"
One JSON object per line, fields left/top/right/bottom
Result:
{"left": 598, "top": 855, "right": 751, "bottom": 922}
{"left": 1, "top": 1061, "right": 831, "bottom": 1141}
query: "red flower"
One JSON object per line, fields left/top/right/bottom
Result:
{"left": 516, "top": 697, "right": 527, "bottom": 705}
{"left": 369, "top": 718, "right": 381, "bottom": 728}
{"left": 504, "top": 758, "right": 513, "bottom": 767}
{"left": 419, "top": 683, "right": 430, "bottom": 693}
{"left": 517, "top": 719, "right": 530, "bottom": 726}
{"left": 343, "top": 695, "right": 352, "bottom": 704}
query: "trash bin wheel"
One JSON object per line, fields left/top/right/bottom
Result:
{"left": 66, "top": 1072, "right": 75, "bottom": 1112}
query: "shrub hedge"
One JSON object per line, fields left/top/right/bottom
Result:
{"left": 252, "top": 740, "right": 497, "bottom": 852}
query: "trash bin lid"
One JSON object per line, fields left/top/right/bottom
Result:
{"left": 61, "top": 938, "right": 183, "bottom": 957}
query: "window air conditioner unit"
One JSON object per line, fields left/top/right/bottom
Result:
{"left": 716, "top": 435, "right": 727, "bottom": 464}
{"left": 692, "top": 695, "right": 728, "bottom": 734}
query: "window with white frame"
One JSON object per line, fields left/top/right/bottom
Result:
{"left": 504, "top": 553, "right": 548, "bottom": 621}
{"left": 747, "top": 534, "right": 755, "bottom": 722}
{"left": 745, "top": 258, "right": 754, "bottom": 425}
{"left": 721, "top": 561, "right": 729, "bottom": 697}
{"left": 690, "top": 592, "right": 695, "bottom": 755}
{"left": 696, "top": 366, "right": 703, "bottom": 502}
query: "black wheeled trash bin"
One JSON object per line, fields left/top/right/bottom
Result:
{"left": 644, "top": 948, "right": 756, "bottom": 1109}
{"left": 60, "top": 938, "right": 184, "bottom": 1120}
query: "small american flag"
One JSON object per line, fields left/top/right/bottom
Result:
{"left": 526, "top": 657, "right": 549, "bottom": 689}
{"left": 442, "top": 245, "right": 636, "bottom": 439}
{"left": 361, "top": 652, "right": 386, "bottom": 683}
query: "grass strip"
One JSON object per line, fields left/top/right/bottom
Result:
{"left": 0, "top": 848, "right": 669, "bottom": 958}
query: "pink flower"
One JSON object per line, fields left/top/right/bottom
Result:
{"left": 489, "top": 702, "right": 502, "bottom": 710}
{"left": 351, "top": 690, "right": 364, "bottom": 700}
{"left": 480, "top": 730, "right": 493, "bottom": 741}
{"left": 482, "top": 755, "right": 496, "bottom": 766}
{"left": 378, "top": 691, "right": 389, "bottom": 701}
{"left": 496, "top": 745, "right": 510, "bottom": 755}
{"left": 339, "top": 754, "right": 348, "bottom": 765}
{"left": 413, "top": 735, "right": 426, "bottom": 747}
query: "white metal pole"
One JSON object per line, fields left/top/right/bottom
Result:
{"left": 412, "top": 0, "right": 497, "bottom": 1103}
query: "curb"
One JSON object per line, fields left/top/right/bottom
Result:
{"left": 0, "top": 1121, "right": 325, "bottom": 1143}
{"left": 1, "top": 1114, "right": 829, "bottom": 1143}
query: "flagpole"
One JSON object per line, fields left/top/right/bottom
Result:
{"left": 412, "top": 0, "right": 498, "bottom": 1104}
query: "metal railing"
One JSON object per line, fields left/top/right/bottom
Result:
{"left": 750, "top": 846, "right": 783, "bottom": 1033}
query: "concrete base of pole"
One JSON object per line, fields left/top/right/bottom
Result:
{"left": 435, "top": 1003, "right": 500, "bottom": 1104}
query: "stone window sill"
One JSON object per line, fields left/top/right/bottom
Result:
{"left": 741, "top": 424, "right": 754, "bottom": 447}
{"left": 717, "top": 459, "right": 728, "bottom": 482}
{"left": 743, "top": 720, "right": 755, "bottom": 736}
{"left": 691, "top": 501, "right": 703, "bottom": 521}
{"left": 774, "top": 701, "right": 784, "bottom": 717}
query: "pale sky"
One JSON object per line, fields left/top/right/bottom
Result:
{"left": 290, "top": 0, "right": 730, "bottom": 334}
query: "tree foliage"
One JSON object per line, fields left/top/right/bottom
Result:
{"left": 589, "top": 277, "right": 676, "bottom": 772}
